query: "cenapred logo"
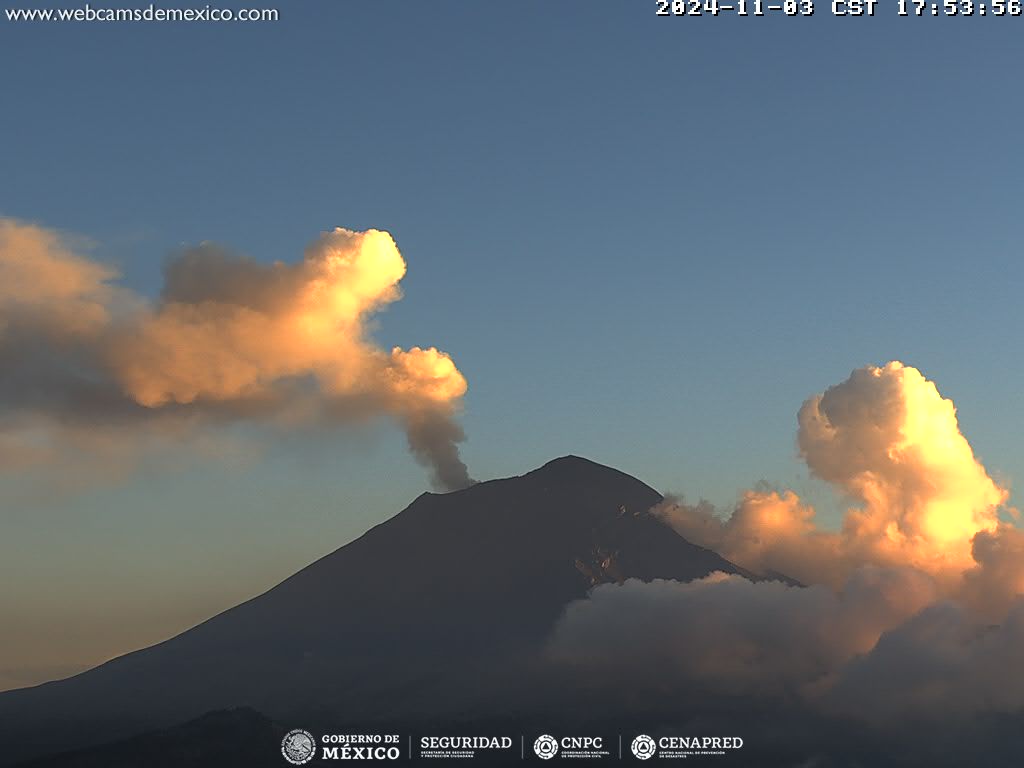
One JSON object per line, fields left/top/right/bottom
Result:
{"left": 282, "top": 729, "right": 317, "bottom": 765}
{"left": 631, "top": 734, "right": 656, "bottom": 760}
{"left": 534, "top": 734, "right": 559, "bottom": 760}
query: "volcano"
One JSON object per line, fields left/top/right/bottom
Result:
{"left": 0, "top": 456, "right": 748, "bottom": 765}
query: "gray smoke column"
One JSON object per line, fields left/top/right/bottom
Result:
{"left": 0, "top": 218, "right": 474, "bottom": 490}
{"left": 402, "top": 408, "right": 474, "bottom": 491}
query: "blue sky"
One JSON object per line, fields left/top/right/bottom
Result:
{"left": 2, "top": 2, "right": 1022, "bottom": 686}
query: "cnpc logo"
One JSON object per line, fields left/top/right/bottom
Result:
{"left": 534, "top": 735, "right": 558, "bottom": 759}
{"left": 534, "top": 735, "right": 605, "bottom": 759}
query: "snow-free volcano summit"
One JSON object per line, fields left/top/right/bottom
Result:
{"left": 0, "top": 456, "right": 747, "bottom": 766}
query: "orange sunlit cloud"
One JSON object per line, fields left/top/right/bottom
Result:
{"left": 0, "top": 218, "right": 472, "bottom": 489}
{"left": 659, "top": 362, "right": 1012, "bottom": 604}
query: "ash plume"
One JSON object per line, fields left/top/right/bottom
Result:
{"left": 0, "top": 218, "right": 473, "bottom": 490}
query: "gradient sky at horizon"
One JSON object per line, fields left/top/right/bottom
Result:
{"left": 2, "top": 1, "right": 1023, "bottom": 689}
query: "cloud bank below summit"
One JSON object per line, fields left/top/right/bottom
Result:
{"left": 551, "top": 362, "right": 1024, "bottom": 722}
{"left": 0, "top": 218, "right": 473, "bottom": 490}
